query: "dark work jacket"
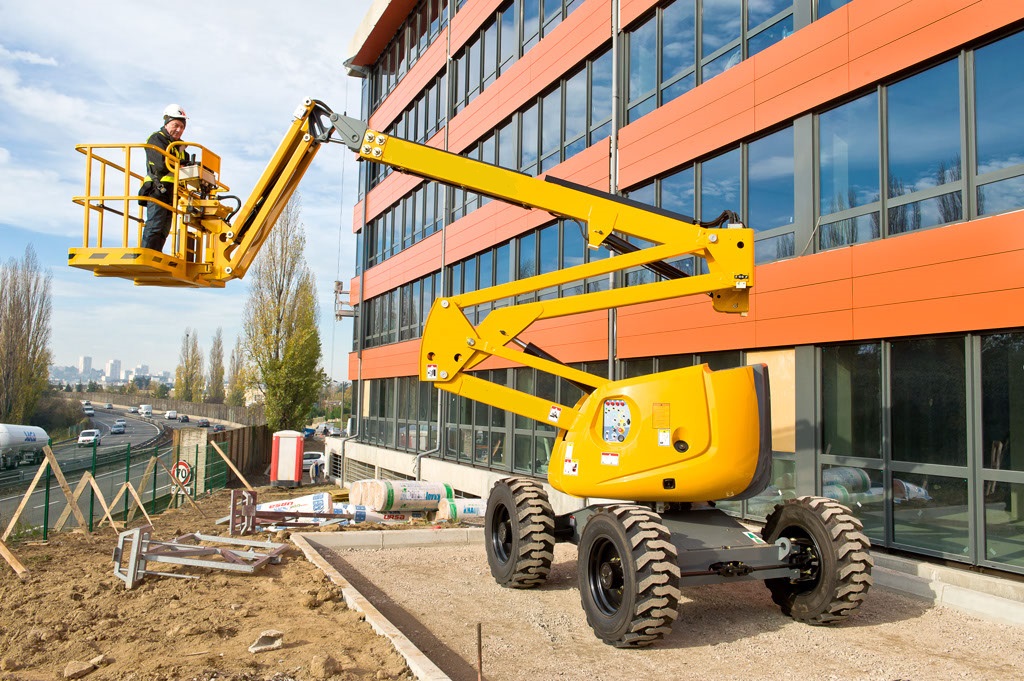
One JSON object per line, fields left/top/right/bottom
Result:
{"left": 145, "top": 126, "right": 184, "bottom": 183}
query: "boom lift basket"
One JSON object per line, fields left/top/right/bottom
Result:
{"left": 69, "top": 142, "right": 229, "bottom": 287}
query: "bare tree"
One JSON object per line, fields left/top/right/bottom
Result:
{"left": 206, "top": 328, "right": 226, "bottom": 404}
{"left": 0, "top": 246, "right": 52, "bottom": 423}
{"left": 242, "top": 197, "right": 325, "bottom": 431}
{"left": 226, "top": 335, "right": 247, "bottom": 407}
{"left": 173, "top": 328, "right": 204, "bottom": 402}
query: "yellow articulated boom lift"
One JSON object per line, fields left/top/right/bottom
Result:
{"left": 71, "top": 99, "right": 872, "bottom": 647}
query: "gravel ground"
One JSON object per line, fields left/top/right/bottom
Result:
{"left": 320, "top": 541, "right": 1024, "bottom": 681}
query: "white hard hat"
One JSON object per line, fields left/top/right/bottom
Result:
{"left": 162, "top": 103, "right": 188, "bottom": 121}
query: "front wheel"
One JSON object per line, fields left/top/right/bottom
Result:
{"left": 484, "top": 477, "right": 555, "bottom": 588}
{"left": 578, "top": 505, "right": 680, "bottom": 648}
{"left": 762, "top": 496, "right": 873, "bottom": 624}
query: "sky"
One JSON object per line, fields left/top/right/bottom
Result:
{"left": 0, "top": 0, "right": 374, "bottom": 381}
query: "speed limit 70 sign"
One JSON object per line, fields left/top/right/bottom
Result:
{"left": 172, "top": 461, "right": 192, "bottom": 486}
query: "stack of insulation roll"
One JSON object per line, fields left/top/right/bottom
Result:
{"left": 351, "top": 479, "right": 455, "bottom": 512}
{"left": 436, "top": 498, "right": 486, "bottom": 523}
{"left": 333, "top": 503, "right": 425, "bottom": 524}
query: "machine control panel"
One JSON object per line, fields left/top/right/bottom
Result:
{"left": 602, "top": 399, "right": 631, "bottom": 443}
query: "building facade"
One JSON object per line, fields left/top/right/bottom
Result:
{"left": 341, "top": 0, "right": 1024, "bottom": 575}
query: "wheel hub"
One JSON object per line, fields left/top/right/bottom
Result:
{"left": 599, "top": 561, "right": 620, "bottom": 590}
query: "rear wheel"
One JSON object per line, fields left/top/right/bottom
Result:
{"left": 578, "top": 505, "right": 680, "bottom": 648}
{"left": 762, "top": 496, "right": 873, "bottom": 624}
{"left": 484, "top": 477, "right": 555, "bottom": 588}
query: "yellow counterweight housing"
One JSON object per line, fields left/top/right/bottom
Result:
{"left": 548, "top": 363, "right": 772, "bottom": 503}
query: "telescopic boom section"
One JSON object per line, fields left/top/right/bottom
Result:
{"left": 329, "top": 114, "right": 755, "bottom": 431}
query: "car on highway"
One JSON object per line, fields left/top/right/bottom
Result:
{"left": 110, "top": 423, "right": 125, "bottom": 435}
{"left": 104, "top": 403, "right": 114, "bottom": 410}
{"left": 83, "top": 406, "right": 95, "bottom": 417}
{"left": 128, "top": 406, "right": 139, "bottom": 414}
{"left": 77, "top": 429, "right": 101, "bottom": 447}
{"left": 211, "top": 424, "right": 226, "bottom": 433}
{"left": 114, "top": 418, "right": 127, "bottom": 427}
{"left": 178, "top": 414, "right": 190, "bottom": 423}
{"left": 196, "top": 418, "right": 210, "bottom": 428}
{"left": 165, "top": 410, "right": 178, "bottom": 420}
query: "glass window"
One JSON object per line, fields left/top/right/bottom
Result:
{"left": 978, "top": 175, "right": 1024, "bottom": 216}
{"left": 539, "top": 224, "right": 559, "bottom": 274}
{"left": 662, "top": 166, "right": 694, "bottom": 218}
{"left": 748, "top": 15, "right": 792, "bottom": 57}
{"left": 748, "top": 0, "right": 790, "bottom": 28}
{"left": 887, "top": 60, "right": 961, "bottom": 199}
{"left": 629, "top": 15, "right": 657, "bottom": 106}
{"left": 521, "top": 103, "right": 538, "bottom": 174}
{"left": 523, "top": 0, "right": 540, "bottom": 50}
{"left": 819, "top": 93, "right": 880, "bottom": 215}
{"left": 500, "top": 2, "right": 518, "bottom": 73}
{"left": 518, "top": 231, "right": 536, "bottom": 279}
{"left": 822, "top": 344, "right": 882, "bottom": 459}
{"left": 820, "top": 212, "right": 879, "bottom": 250}
{"left": 495, "top": 242, "right": 511, "bottom": 285}
{"left": 817, "top": 0, "right": 851, "bottom": 18}
{"left": 981, "top": 332, "right": 1024, "bottom": 472}
{"left": 891, "top": 337, "right": 967, "bottom": 466}
{"left": 700, "top": 147, "right": 740, "bottom": 222}
{"left": 497, "top": 118, "right": 516, "bottom": 169}
{"left": 662, "top": 0, "right": 696, "bottom": 85}
{"left": 591, "top": 49, "right": 613, "bottom": 141}
{"left": 754, "top": 233, "right": 795, "bottom": 264}
{"left": 985, "top": 481, "right": 1024, "bottom": 568}
{"left": 974, "top": 31, "right": 1024, "bottom": 216}
{"left": 564, "top": 69, "right": 587, "bottom": 159}
{"left": 892, "top": 472, "right": 969, "bottom": 556}
{"left": 748, "top": 126, "right": 794, "bottom": 231}
{"left": 888, "top": 192, "right": 962, "bottom": 234}
{"left": 540, "top": 88, "right": 561, "bottom": 173}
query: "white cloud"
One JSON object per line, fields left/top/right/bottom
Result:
{"left": 0, "top": 44, "right": 57, "bottom": 66}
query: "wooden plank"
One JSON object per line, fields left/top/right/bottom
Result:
{"left": 127, "top": 456, "right": 159, "bottom": 523}
{"left": 1, "top": 458, "right": 50, "bottom": 541}
{"left": 208, "top": 440, "right": 255, "bottom": 492}
{"left": 0, "top": 537, "right": 26, "bottom": 577}
{"left": 86, "top": 476, "right": 120, "bottom": 531}
{"left": 54, "top": 474, "right": 93, "bottom": 532}
{"left": 124, "top": 483, "right": 155, "bottom": 528}
{"left": 43, "top": 446, "right": 89, "bottom": 533}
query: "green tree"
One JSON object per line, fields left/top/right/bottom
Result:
{"left": 0, "top": 246, "right": 52, "bottom": 423}
{"left": 174, "top": 328, "right": 204, "bottom": 402}
{"left": 242, "top": 197, "right": 325, "bottom": 431}
{"left": 154, "top": 383, "right": 170, "bottom": 399}
{"left": 226, "top": 335, "right": 246, "bottom": 407}
{"left": 206, "top": 328, "right": 226, "bottom": 404}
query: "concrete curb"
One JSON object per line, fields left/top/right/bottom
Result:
{"left": 872, "top": 553, "right": 1024, "bottom": 626}
{"left": 291, "top": 533, "right": 452, "bottom": 681}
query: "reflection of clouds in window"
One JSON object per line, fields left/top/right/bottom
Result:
{"left": 629, "top": 17, "right": 657, "bottom": 100}
{"left": 978, "top": 154, "right": 1024, "bottom": 174}
{"left": 701, "top": 148, "right": 740, "bottom": 220}
{"left": 662, "top": 0, "right": 696, "bottom": 79}
{"left": 748, "top": 154, "right": 791, "bottom": 182}
{"left": 978, "top": 175, "right": 1024, "bottom": 216}
{"left": 819, "top": 94, "right": 879, "bottom": 213}
{"left": 564, "top": 71, "right": 586, "bottom": 141}
{"left": 701, "top": 0, "right": 741, "bottom": 54}
{"left": 975, "top": 31, "right": 1024, "bottom": 173}
{"left": 887, "top": 60, "right": 959, "bottom": 198}
{"left": 747, "top": 0, "right": 790, "bottom": 28}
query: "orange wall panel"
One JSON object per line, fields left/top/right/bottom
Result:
{"left": 355, "top": 340, "right": 422, "bottom": 380}
{"left": 619, "top": 0, "right": 656, "bottom": 29}
{"left": 370, "top": 34, "right": 449, "bottom": 131}
{"left": 361, "top": 229, "right": 443, "bottom": 300}
{"left": 448, "top": 0, "right": 504, "bottom": 55}
{"left": 854, "top": 288, "right": 1024, "bottom": 340}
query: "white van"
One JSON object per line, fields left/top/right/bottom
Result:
{"left": 83, "top": 406, "right": 95, "bottom": 417}
{"left": 139, "top": 404, "right": 153, "bottom": 417}
{"left": 165, "top": 410, "right": 178, "bottom": 420}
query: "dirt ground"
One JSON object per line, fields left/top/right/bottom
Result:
{"left": 4, "top": 483, "right": 1024, "bottom": 681}
{"left": 0, "top": 483, "right": 414, "bottom": 681}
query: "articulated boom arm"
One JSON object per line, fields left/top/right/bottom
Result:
{"left": 333, "top": 116, "right": 770, "bottom": 504}
{"left": 330, "top": 115, "right": 755, "bottom": 429}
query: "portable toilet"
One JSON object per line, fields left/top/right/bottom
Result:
{"left": 271, "top": 430, "right": 304, "bottom": 487}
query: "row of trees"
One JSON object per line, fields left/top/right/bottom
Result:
{"left": 171, "top": 198, "right": 326, "bottom": 431}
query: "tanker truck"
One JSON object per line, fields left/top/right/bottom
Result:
{"left": 0, "top": 424, "right": 49, "bottom": 470}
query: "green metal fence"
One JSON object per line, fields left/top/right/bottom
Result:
{"left": 0, "top": 440, "right": 232, "bottom": 542}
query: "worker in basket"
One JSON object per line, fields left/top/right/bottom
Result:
{"left": 140, "top": 104, "right": 188, "bottom": 252}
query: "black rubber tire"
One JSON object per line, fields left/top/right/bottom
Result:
{"left": 578, "top": 505, "right": 681, "bottom": 648}
{"left": 762, "top": 496, "right": 874, "bottom": 624}
{"left": 484, "top": 477, "right": 555, "bottom": 588}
